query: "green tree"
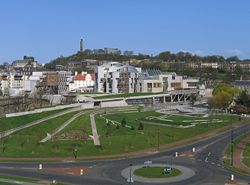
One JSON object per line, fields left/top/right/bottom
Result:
{"left": 121, "top": 117, "right": 126, "bottom": 127}
{"left": 138, "top": 122, "right": 144, "bottom": 130}
{"left": 235, "top": 64, "right": 243, "bottom": 78}
{"left": 190, "top": 93, "right": 197, "bottom": 107}
{"left": 211, "top": 83, "right": 240, "bottom": 109}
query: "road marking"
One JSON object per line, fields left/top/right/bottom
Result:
{"left": 205, "top": 157, "right": 208, "bottom": 163}
{"left": 197, "top": 159, "right": 202, "bottom": 162}
{"left": 211, "top": 162, "right": 215, "bottom": 165}
{"left": 208, "top": 152, "right": 211, "bottom": 157}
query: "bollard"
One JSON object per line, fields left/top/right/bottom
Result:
{"left": 192, "top": 147, "right": 196, "bottom": 153}
{"left": 80, "top": 169, "right": 84, "bottom": 175}
{"left": 39, "top": 164, "right": 42, "bottom": 170}
{"left": 231, "top": 174, "right": 234, "bottom": 181}
{"left": 175, "top": 152, "right": 178, "bottom": 157}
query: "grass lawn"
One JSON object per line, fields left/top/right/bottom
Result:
{"left": 0, "top": 111, "right": 80, "bottom": 157}
{"left": 142, "top": 114, "right": 232, "bottom": 126}
{"left": 93, "top": 92, "right": 162, "bottom": 99}
{"left": 0, "top": 174, "right": 38, "bottom": 183}
{"left": 0, "top": 109, "right": 241, "bottom": 158}
{"left": 223, "top": 131, "right": 250, "bottom": 175}
{"left": 241, "top": 134, "right": 250, "bottom": 168}
{"left": 0, "top": 108, "right": 68, "bottom": 132}
{"left": 134, "top": 167, "right": 181, "bottom": 178}
{"left": 0, "top": 182, "right": 16, "bottom": 185}
{"left": 91, "top": 112, "right": 239, "bottom": 155}
{"left": 104, "top": 111, "right": 239, "bottom": 127}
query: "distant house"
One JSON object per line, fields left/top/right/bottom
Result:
{"left": 234, "top": 80, "right": 250, "bottom": 94}
{"left": 69, "top": 72, "right": 95, "bottom": 92}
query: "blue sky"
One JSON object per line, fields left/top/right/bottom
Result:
{"left": 0, "top": 0, "right": 250, "bottom": 64}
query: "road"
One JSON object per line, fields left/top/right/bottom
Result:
{"left": 0, "top": 123, "right": 250, "bottom": 185}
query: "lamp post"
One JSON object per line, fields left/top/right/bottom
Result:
{"left": 127, "top": 163, "right": 133, "bottom": 184}
{"left": 231, "top": 123, "right": 234, "bottom": 166}
{"left": 157, "top": 127, "right": 160, "bottom": 151}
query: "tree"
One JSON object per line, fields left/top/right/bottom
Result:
{"left": 211, "top": 83, "right": 240, "bottom": 110}
{"left": 121, "top": 117, "right": 126, "bottom": 127}
{"left": 235, "top": 64, "right": 243, "bottom": 78}
{"left": 190, "top": 93, "right": 197, "bottom": 107}
{"left": 138, "top": 122, "right": 144, "bottom": 130}
{"left": 237, "top": 90, "right": 250, "bottom": 108}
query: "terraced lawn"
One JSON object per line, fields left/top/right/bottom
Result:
{"left": 0, "top": 109, "right": 241, "bottom": 158}
{"left": 0, "top": 109, "right": 68, "bottom": 132}
{"left": 0, "top": 111, "right": 80, "bottom": 157}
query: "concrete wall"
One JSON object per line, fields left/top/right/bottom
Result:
{"left": 81, "top": 102, "right": 94, "bottom": 109}
{"left": 100, "top": 100, "right": 128, "bottom": 107}
{"left": 6, "top": 103, "right": 81, "bottom": 117}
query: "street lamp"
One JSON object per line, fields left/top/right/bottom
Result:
{"left": 231, "top": 123, "right": 234, "bottom": 166}
{"left": 127, "top": 163, "right": 133, "bottom": 184}
{"left": 157, "top": 127, "right": 160, "bottom": 151}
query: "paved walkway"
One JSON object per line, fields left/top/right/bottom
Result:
{"left": 121, "top": 163, "right": 195, "bottom": 183}
{"left": 0, "top": 178, "right": 41, "bottom": 185}
{"left": 233, "top": 135, "right": 250, "bottom": 172}
{"left": 90, "top": 113, "right": 100, "bottom": 146}
{"left": 40, "top": 111, "right": 85, "bottom": 143}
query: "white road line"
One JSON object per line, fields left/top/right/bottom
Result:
{"left": 208, "top": 152, "right": 211, "bottom": 157}
{"left": 205, "top": 157, "right": 208, "bottom": 163}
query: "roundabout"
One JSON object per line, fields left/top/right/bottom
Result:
{"left": 121, "top": 163, "right": 195, "bottom": 183}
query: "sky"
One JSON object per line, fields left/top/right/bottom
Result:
{"left": 0, "top": 0, "right": 250, "bottom": 64}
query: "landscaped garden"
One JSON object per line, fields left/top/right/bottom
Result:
{"left": 0, "top": 108, "right": 68, "bottom": 132}
{"left": 0, "top": 108, "right": 242, "bottom": 159}
{"left": 134, "top": 166, "right": 181, "bottom": 178}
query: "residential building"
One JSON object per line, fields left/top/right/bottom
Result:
{"left": 104, "top": 48, "right": 121, "bottom": 55}
{"left": 69, "top": 72, "right": 95, "bottom": 92}
{"left": 12, "top": 56, "right": 41, "bottom": 76}
{"left": 234, "top": 80, "right": 250, "bottom": 94}
{"left": 58, "top": 71, "right": 72, "bottom": 94}
{"left": 200, "top": 62, "right": 218, "bottom": 69}
{"left": 10, "top": 71, "right": 28, "bottom": 89}
{"left": 0, "top": 73, "right": 10, "bottom": 96}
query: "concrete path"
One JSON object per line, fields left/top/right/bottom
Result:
{"left": 90, "top": 113, "right": 100, "bottom": 146}
{"left": 141, "top": 120, "right": 194, "bottom": 128}
{"left": 0, "top": 178, "right": 41, "bottom": 185}
{"left": 40, "top": 111, "right": 85, "bottom": 143}
{"left": 0, "top": 107, "right": 81, "bottom": 139}
{"left": 121, "top": 163, "right": 195, "bottom": 183}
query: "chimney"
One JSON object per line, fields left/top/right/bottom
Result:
{"left": 75, "top": 71, "right": 78, "bottom": 76}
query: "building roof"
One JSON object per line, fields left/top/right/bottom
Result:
{"left": 74, "top": 74, "right": 94, "bottom": 81}
{"left": 234, "top": 80, "right": 250, "bottom": 86}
